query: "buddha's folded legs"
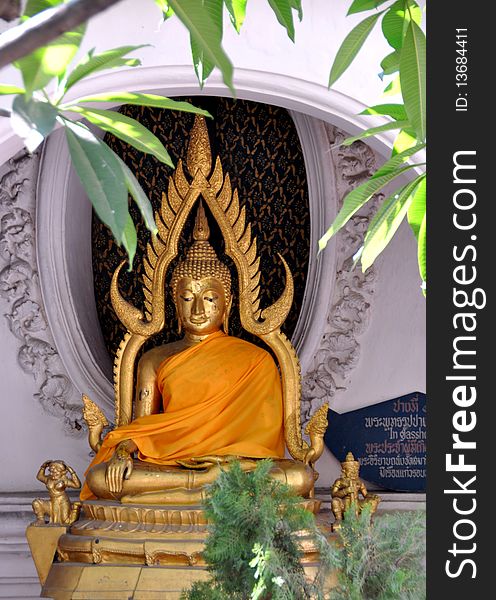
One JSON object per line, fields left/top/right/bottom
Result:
{"left": 85, "top": 458, "right": 316, "bottom": 504}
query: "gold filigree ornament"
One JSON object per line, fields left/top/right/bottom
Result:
{"left": 110, "top": 116, "right": 328, "bottom": 466}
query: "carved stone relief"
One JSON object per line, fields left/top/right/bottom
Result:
{"left": 301, "top": 125, "right": 381, "bottom": 423}
{"left": 0, "top": 151, "right": 84, "bottom": 434}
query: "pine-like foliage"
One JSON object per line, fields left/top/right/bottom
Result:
{"left": 329, "top": 505, "right": 426, "bottom": 600}
{"left": 181, "top": 459, "right": 332, "bottom": 600}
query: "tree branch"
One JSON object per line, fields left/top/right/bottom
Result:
{"left": 0, "top": 0, "right": 125, "bottom": 71}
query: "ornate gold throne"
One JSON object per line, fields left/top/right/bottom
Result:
{"left": 29, "top": 116, "right": 329, "bottom": 599}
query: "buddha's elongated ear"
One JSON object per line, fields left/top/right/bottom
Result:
{"left": 175, "top": 307, "right": 182, "bottom": 336}
{"left": 223, "top": 297, "right": 232, "bottom": 334}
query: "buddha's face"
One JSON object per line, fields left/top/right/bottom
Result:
{"left": 342, "top": 465, "right": 359, "bottom": 479}
{"left": 176, "top": 277, "right": 227, "bottom": 336}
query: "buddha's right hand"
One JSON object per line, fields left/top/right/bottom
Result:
{"left": 105, "top": 441, "right": 136, "bottom": 493}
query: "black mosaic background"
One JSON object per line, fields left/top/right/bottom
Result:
{"left": 92, "top": 97, "right": 310, "bottom": 360}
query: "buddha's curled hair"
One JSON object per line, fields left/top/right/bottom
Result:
{"left": 171, "top": 201, "right": 231, "bottom": 300}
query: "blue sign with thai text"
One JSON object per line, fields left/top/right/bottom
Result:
{"left": 324, "top": 392, "right": 426, "bottom": 492}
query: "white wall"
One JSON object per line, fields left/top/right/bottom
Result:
{"left": 334, "top": 220, "right": 426, "bottom": 414}
{"left": 0, "top": 312, "right": 90, "bottom": 491}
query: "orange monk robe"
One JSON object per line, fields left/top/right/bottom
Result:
{"left": 81, "top": 331, "right": 285, "bottom": 500}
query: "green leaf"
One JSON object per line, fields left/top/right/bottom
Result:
{"left": 15, "top": 1, "right": 86, "bottom": 94}
{"left": 371, "top": 141, "right": 425, "bottom": 179}
{"left": 63, "top": 45, "right": 147, "bottom": 95}
{"left": 61, "top": 92, "right": 213, "bottom": 119}
{"left": 17, "top": 26, "right": 87, "bottom": 94}
{"left": 189, "top": 36, "right": 204, "bottom": 88}
{"left": 407, "top": 175, "right": 426, "bottom": 240}
{"left": 267, "top": 0, "right": 295, "bottom": 41}
{"left": 63, "top": 119, "right": 128, "bottom": 243}
{"left": 392, "top": 127, "right": 417, "bottom": 154}
{"left": 328, "top": 11, "right": 383, "bottom": 87}
{"left": 418, "top": 211, "right": 426, "bottom": 286}
{"left": 190, "top": 36, "right": 213, "bottom": 88}
{"left": 383, "top": 74, "right": 401, "bottom": 96}
{"left": 122, "top": 213, "right": 137, "bottom": 271}
{"left": 400, "top": 21, "right": 426, "bottom": 141}
{"left": 382, "top": 0, "right": 422, "bottom": 50}
{"left": 318, "top": 163, "right": 419, "bottom": 250}
{"left": 348, "top": 0, "right": 391, "bottom": 15}
{"left": 67, "top": 106, "right": 173, "bottom": 167}
{"left": 155, "top": 0, "right": 174, "bottom": 19}
{"left": 380, "top": 49, "right": 400, "bottom": 76}
{"left": 189, "top": 0, "right": 223, "bottom": 88}
{"left": 10, "top": 95, "right": 57, "bottom": 152}
{"left": 0, "top": 84, "right": 26, "bottom": 95}
{"left": 342, "top": 120, "right": 410, "bottom": 145}
{"left": 360, "top": 103, "right": 407, "bottom": 120}
{"left": 361, "top": 174, "right": 425, "bottom": 271}
{"left": 22, "top": 0, "right": 65, "bottom": 18}
{"left": 289, "top": 0, "right": 303, "bottom": 21}
{"left": 114, "top": 153, "right": 158, "bottom": 234}
{"left": 225, "top": 0, "right": 247, "bottom": 32}
{"left": 167, "top": 0, "right": 234, "bottom": 92}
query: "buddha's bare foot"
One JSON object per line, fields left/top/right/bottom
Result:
{"left": 176, "top": 455, "right": 257, "bottom": 470}
{"left": 120, "top": 488, "right": 207, "bottom": 505}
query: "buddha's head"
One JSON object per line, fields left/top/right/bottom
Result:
{"left": 171, "top": 202, "right": 231, "bottom": 336}
{"left": 341, "top": 452, "right": 360, "bottom": 479}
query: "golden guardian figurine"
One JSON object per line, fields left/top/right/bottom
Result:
{"left": 32, "top": 461, "right": 81, "bottom": 526}
{"left": 331, "top": 452, "right": 380, "bottom": 526}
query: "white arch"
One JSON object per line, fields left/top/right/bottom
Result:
{"left": 1, "top": 66, "right": 402, "bottom": 166}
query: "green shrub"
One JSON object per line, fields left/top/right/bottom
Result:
{"left": 330, "top": 505, "right": 426, "bottom": 600}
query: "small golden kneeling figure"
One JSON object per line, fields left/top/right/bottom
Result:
{"left": 32, "top": 461, "right": 82, "bottom": 525}
{"left": 331, "top": 452, "right": 380, "bottom": 525}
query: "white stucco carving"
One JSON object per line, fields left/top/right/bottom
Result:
{"left": 0, "top": 152, "right": 84, "bottom": 434}
{"left": 301, "top": 125, "right": 382, "bottom": 422}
